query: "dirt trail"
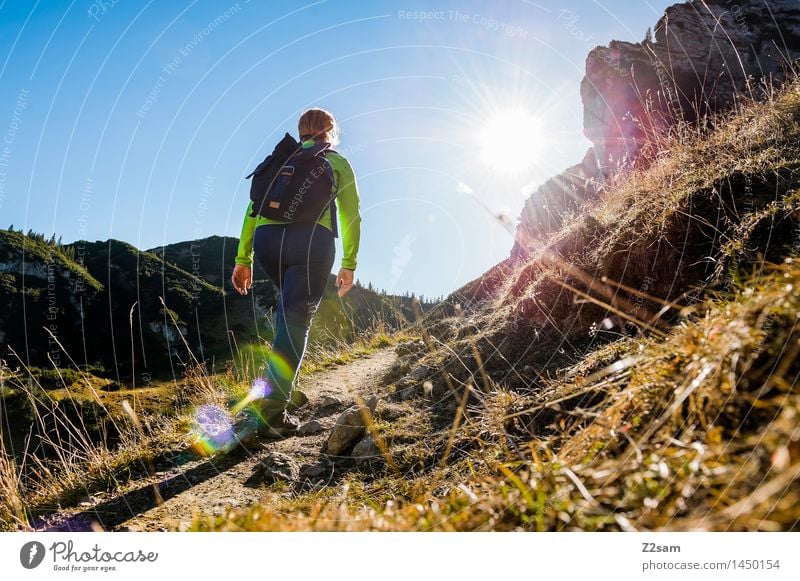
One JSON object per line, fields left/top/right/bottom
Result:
{"left": 37, "top": 348, "right": 397, "bottom": 532}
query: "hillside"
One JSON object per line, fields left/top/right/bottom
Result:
{"left": 148, "top": 235, "right": 269, "bottom": 287}
{"left": 0, "top": 230, "right": 104, "bottom": 370}
{"left": 0, "top": 232, "right": 236, "bottom": 380}
{"left": 0, "top": 231, "right": 426, "bottom": 383}
{"left": 444, "top": 84, "right": 800, "bottom": 382}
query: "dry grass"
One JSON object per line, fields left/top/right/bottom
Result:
{"left": 0, "top": 357, "right": 189, "bottom": 530}
{"left": 192, "top": 261, "right": 800, "bottom": 532}
{"left": 0, "top": 447, "right": 26, "bottom": 529}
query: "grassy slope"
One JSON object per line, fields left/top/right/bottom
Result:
{"left": 1, "top": 232, "right": 408, "bottom": 377}
{"left": 194, "top": 82, "right": 800, "bottom": 531}
{"left": 0, "top": 231, "right": 106, "bottom": 378}
{"left": 0, "top": 229, "right": 102, "bottom": 291}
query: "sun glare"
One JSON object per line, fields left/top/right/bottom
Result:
{"left": 478, "top": 109, "right": 542, "bottom": 175}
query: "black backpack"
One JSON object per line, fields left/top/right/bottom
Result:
{"left": 245, "top": 133, "right": 338, "bottom": 237}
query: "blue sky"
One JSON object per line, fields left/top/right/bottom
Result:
{"left": 0, "top": 0, "right": 672, "bottom": 298}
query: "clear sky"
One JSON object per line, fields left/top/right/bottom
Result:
{"left": 0, "top": 0, "right": 673, "bottom": 298}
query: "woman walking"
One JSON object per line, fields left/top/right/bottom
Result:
{"left": 230, "top": 108, "right": 361, "bottom": 437}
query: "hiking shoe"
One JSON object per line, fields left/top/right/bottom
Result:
{"left": 256, "top": 410, "right": 300, "bottom": 439}
{"left": 228, "top": 408, "right": 264, "bottom": 450}
{"left": 252, "top": 397, "right": 289, "bottom": 419}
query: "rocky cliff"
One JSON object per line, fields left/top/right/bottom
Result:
{"left": 511, "top": 0, "right": 800, "bottom": 259}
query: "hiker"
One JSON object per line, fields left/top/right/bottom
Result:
{"left": 230, "top": 108, "right": 361, "bottom": 436}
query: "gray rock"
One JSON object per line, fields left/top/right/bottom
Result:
{"left": 395, "top": 339, "right": 425, "bottom": 357}
{"left": 352, "top": 435, "right": 381, "bottom": 464}
{"left": 407, "top": 364, "right": 430, "bottom": 382}
{"left": 390, "top": 364, "right": 434, "bottom": 401}
{"left": 383, "top": 356, "right": 413, "bottom": 384}
{"left": 300, "top": 458, "right": 331, "bottom": 479}
{"left": 392, "top": 384, "right": 416, "bottom": 401}
{"left": 298, "top": 419, "right": 324, "bottom": 436}
{"left": 582, "top": 0, "right": 800, "bottom": 171}
{"left": 324, "top": 396, "right": 378, "bottom": 455}
{"left": 287, "top": 389, "right": 309, "bottom": 411}
{"left": 320, "top": 395, "right": 344, "bottom": 408}
{"left": 513, "top": 0, "right": 800, "bottom": 256}
{"left": 256, "top": 452, "right": 299, "bottom": 483}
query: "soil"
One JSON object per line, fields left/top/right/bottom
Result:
{"left": 34, "top": 348, "right": 398, "bottom": 532}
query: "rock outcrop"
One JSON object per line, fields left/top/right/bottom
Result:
{"left": 511, "top": 0, "right": 800, "bottom": 258}
{"left": 583, "top": 0, "right": 800, "bottom": 170}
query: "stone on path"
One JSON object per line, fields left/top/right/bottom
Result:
{"left": 324, "top": 396, "right": 378, "bottom": 455}
{"left": 352, "top": 435, "right": 381, "bottom": 464}
{"left": 298, "top": 419, "right": 324, "bottom": 436}
{"left": 255, "top": 452, "right": 299, "bottom": 483}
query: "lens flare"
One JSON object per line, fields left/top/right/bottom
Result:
{"left": 229, "top": 377, "right": 272, "bottom": 416}
{"left": 190, "top": 404, "right": 235, "bottom": 456}
{"left": 189, "top": 351, "right": 298, "bottom": 456}
{"left": 250, "top": 376, "right": 269, "bottom": 399}
{"left": 268, "top": 351, "right": 295, "bottom": 390}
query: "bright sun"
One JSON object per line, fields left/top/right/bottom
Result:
{"left": 478, "top": 109, "right": 542, "bottom": 175}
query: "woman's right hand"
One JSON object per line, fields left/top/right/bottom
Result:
{"left": 231, "top": 265, "right": 252, "bottom": 295}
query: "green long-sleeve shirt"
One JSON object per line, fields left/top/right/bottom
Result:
{"left": 235, "top": 140, "right": 362, "bottom": 270}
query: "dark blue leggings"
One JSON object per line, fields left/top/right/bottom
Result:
{"left": 253, "top": 222, "right": 335, "bottom": 403}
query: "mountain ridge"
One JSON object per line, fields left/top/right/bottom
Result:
{"left": 0, "top": 229, "right": 428, "bottom": 380}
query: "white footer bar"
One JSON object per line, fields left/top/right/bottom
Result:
{"left": 2, "top": 532, "right": 798, "bottom": 580}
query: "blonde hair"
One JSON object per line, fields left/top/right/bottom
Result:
{"left": 298, "top": 108, "right": 339, "bottom": 145}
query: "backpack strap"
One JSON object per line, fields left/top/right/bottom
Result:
{"left": 323, "top": 149, "right": 339, "bottom": 238}
{"left": 328, "top": 163, "right": 339, "bottom": 239}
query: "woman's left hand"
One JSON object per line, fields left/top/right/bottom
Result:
{"left": 336, "top": 268, "right": 354, "bottom": 297}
